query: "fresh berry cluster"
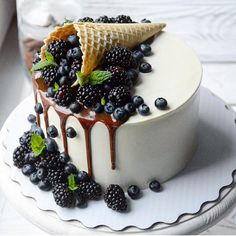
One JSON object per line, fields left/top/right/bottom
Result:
{"left": 78, "top": 15, "right": 135, "bottom": 24}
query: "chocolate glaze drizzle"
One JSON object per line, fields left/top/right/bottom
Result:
{"left": 32, "top": 76, "right": 122, "bottom": 177}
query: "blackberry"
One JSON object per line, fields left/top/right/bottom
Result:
{"left": 105, "top": 66, "right": 129, "bottom": 87}
{"left": 95, "top": 15, "right": 115, "bottom": 23}
{"left": 78, "top": 180, "right": 102, "bottom": 200}
{"left": 41, "top": 66, "right": 59, "bottom": 87}
{"left": 53, "top": 183, "right": 75, "bottom": 208}
{"left": 108, "top": 86, "right": 131, "bottom": 107}
{"left": 19, "top": 131, "right": 32, "bottom": 151}
{"left": 78, "top": 17, "right": 94, "bottom": 23}
{"left": 47, "top": 40, "right": 70, "bottom": 62}
{"left": 38, "top": 152, "right": 65, "bottom": 170}
{"left": 104, "top": 184, "right": 127, "bottom": 212}
{"left": 54, "top": 85, "right": 74, "bottom": 107}
{"left": 13, "top": 145, "right": 28, "bottom": 168}
{"left": 115, "top": 15, "right": 133, "bottom": 23}
{"left": 77, "top": 85, "right": 103, "bottom": 108}
{"left": 103, "top": 47, "right": 133, "bottom": 69}
{"left": 47, "top": 168, "right": 67, "bottom": 187}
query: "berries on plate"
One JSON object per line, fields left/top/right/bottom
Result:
{"left": 155, "top": 97, "right": 168, "bottom": 110}
{"left": 124, "top": 102, "right": 136, "bottom": 115}
{"left": 104, "top": 184, "right": 127, "bottom": 212}
{"left": 127, "top": 185, "right": 141, "bottom": 200}
{"left": 47, "top": 168, "right": 67, "bottom": 187}
{"left": 139, "top": 43, "right": 152, "bottom": 56}
{"left": 66, "top": 127, "right": 77, "bottom": 138}
{"left": 113, "top": 107, "right": 129, "bottom": 122}
{"left": 64, "top": 163, "right": 78, "bottom": 175}
{"left": 139, "top": 62, "right": 152, "bottom": 73}
{"left": 54, "top": 85, "right": 74, "bottom": 107}
{"left": 77, "top": 171, "right": 90, "bottom": 182}
{"left": 59, "top": 152, "right": 70, "bottom": 164}
{"left": 75, "top": 193, "right": 87, "bottom": 207}
{"left": 38, "top": 152, "right": 63, "bottom": 170}
{"left": 19, "top": 131, "right": 32, "bottom": 151}
{"left": 27, "top": 114, "right": 36, "bottom": 124}
{"left": 47, "top": 125, "right": 58, "bottom": 138}
{"left": 149, "top": 180, "right": 161, "bottom": 192}
{"left": 45, "top": 138, "right": 58, "bottom": 153}
{"left": 13, "top": 145, "right": 28, "bottom": 168}
{"left": 34, "top": 103, "right": 43, "bottom": 114}
{"left": 104, "top": 102, "right": 115, "bottom": 114}
{"left": 78, "top": 17, "right": 94, "bottom": 23}
{"left": 132, "top": 95, "right": 144, "bottom": 108}
{"left": 30, "top": 172, "right": 40, "bottom": 185}
{"left": 108, "top": 86, "right": 131, "bottom": 107}
{"left": 132, "top": 50, "right": 144, "bottom": 62}
{"left": 127, "top": 69, "right": 139, "bottom": 85}
{"left": 41, "top": 66, "right": 59, "bottom": 87}
{"left": 69, "top": 102, "right": 82, "bottom": 113}
{"left": 116, "top": 15, "right": 133, "bottom": 23}
{"left": 22, "top": 164, "right": 35, "bottom": 176}
{"left": 77, "top": 180, "right": 102, "bottom": 200}
{"left": 138, "top": 103, "right": 150, "bottom": 115}
{"left": 105, "top": 66, "right": 129, "bottom": 87}
{"left": 36, "top": 168, "right": 47, "bottom": 180}
{"left": 38, "top": 179, "right": 52, "bottom": 191}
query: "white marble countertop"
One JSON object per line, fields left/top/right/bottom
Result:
{"left": 0, "top": 19, "right": 236, "bottom": 235}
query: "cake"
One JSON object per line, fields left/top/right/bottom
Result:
{"left": 13, "top": 15, "right": 202, "bottom": 211}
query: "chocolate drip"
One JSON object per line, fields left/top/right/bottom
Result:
{"left": 32, "top": 77, "right": 123, "bottom": 177}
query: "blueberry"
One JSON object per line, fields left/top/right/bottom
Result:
{"left": 126, "top": 78, "right": 134, "bottom": 89}
{"left": 24, "top": 152, "right": 36, "bottom": 164}
{"left": 132, "top": 50, "right": 144, "bottom": 62}
{"left": 46, "top": 87, "right": 55, "bottom": 98}
{"left": 59, "top": 152, "right": 70, "bottom": 163}
{"left": 58, "top": 65, "right": 70, "bottom": 76}
{"left": 59, "top": 58, "right": 68, "bottom": 66}
{"left": 76, "top": 193, "right": 87, "bottom": 208}
{"left": 104, "top": 103, "right": 115, "bottom": 114}
{"left": 67, "top": 47, "right": 82, "bottom": 61}
{"left": 127, "top": 185, "right": 141, "bottom": 199}
{"left": 93, "top": 103, "right": 104, "bottom": 113}
{"left": 132, "top": 96, "right": 144, "bottom": 107}
{"left": 37, "top": 168, "right": 47, "bottom": 180}
{"left": 64, "top": 163, "right": 78, "bottom": 175}
{"left": 67, "top": 34, "right": 80, "bottom": 47}
{"left": 139, "top": 43, "right": 151, "bottom": 56}
{"left": 127, "top": 69, "right": 139, "bottom": 85}
{"left": 66, "top": 127, "right": 77, "bottom": 138}
{"left": 138, "top": 104, "right": 150, "bottom": 115}
{"left": 45, "top": 138, "right": 58, "bottom": 153}
{"left": 47, "top": 125, "right": 58, "bottom": 138}
{"left": 31, "top": 124, "right": 45, "bottom": 138}
{"left": 139, "top": 62, "right": 152, "bottom": 73}
{"left": 22, "top": 164, "right": 35, "bottom": 176}
{"left": 59, "top": 76, "right": 68, "bottom": 86}
{"left": 34, "top": 103, "right": 43, "bottom": 114}
{"left": 77, "top": 171, "right": 90, "bottom": 182}
{"left": 155, "top": 97, "right": 168, "bottom": 110}
{"left": 38, "top": 180, "right": 52, "bottom": 191}
{"left": 149, "top": 180, "right": 161, "bottom": 192}
{"left": 27, "top": 114, "right": 36, "bottom": 124}
{"left": 69, "top": 102, "right": 82, "bottom": 113}
{"left": 113, "top": 107, "right": 129, "bottom": 122}
{"left": 141, "top": 18, "right": 151, "bottom": 23}
{"left": 30, "top": 172, "right": 40, "bottom": 185}
{"left": 124, "top": 103, "right": 136, "bottom": 115}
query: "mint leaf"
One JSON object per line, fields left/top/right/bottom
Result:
{"left": 89, "top": 70, "right": 112, "bottom": 86}
{"left": 68, "top": 174, "right": 79, "bottom": 191}
{"left": 45, "top": 51, "right": 54, "bottom": 62}
{"left": 31, "top": 134, "right": 46, "bottom": 156}
{"left": 101, "top": 97, "right": 106, "bottom": 106}
{"left": 64, "top": 18, "right": 73, "bottom": 24}
{"left": 53, "top": 82, "right": 60, "bottom": 92}
{"left": 72, "top": 71, "right": 89, "bottom": 87}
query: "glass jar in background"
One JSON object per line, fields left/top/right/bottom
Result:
{"left": 16, "top": 0, "right": 83, "bottom": 78}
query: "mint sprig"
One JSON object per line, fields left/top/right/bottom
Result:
{"left": 68, "top": 174, "right": 79, "bottom": 191}
{"left": 72, "top": 70, "right": 112, "bottom": 87}
{"left": 31, "top": 51, "right": 58, "bottom": 72}
{"left": 63, "top": 17, "right": 73, "bottom": 24}
{"left": 53, "top": 82, "right": 60, "bottom": 92}
{"left": 31, "top": 134, "right": 46, "bottom": 156}
{"left": 101, "top": 97, "right": 106, "bottom": 106}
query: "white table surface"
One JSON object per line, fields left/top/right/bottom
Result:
{"left": 0, "top": 20, "right": 236, "bottom": 235}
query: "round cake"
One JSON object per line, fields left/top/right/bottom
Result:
{"left": 32, "top": 23, "right": 202, "bottom": 189}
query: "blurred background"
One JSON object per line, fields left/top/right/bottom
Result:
{"left": 0, "top": 0, "right": 236, "bottom": 234}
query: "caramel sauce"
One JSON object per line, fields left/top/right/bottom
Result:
{"left": 32, "top": 75, "right": 122, "bottom": 177}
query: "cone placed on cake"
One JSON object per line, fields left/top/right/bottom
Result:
{"left": 41, "top": 22, "right": 166, "bottom": 76}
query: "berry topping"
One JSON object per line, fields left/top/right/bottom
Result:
{"left": 104, "top": 184, "right": 127, "bottom": 212}
{"left": 75, "top": 193, "right": 87, "bottom": 207}
{"left": 34, "top": 103, "right": 43, "bottom": 114}
{"left": 116, "top": 15, "right": 133, "bottom": 23}
{"left": 127, "top": 69, "right": 139, "bottom": 85}
{"left": 19, "top": 131, "right": 32, "bottom": 151}
{"left": 149, "top": 180, "right": 161, "bottom": 192}
{"left": 45, "top": 138, "right": 58, "bottom": 153}
{"left": 37, "top": 152, "right": 64, "bottom": 170}
{"left": 77, "top": 180, "right": 102, "bottom": 200}
{"left": 95, "top": 15, "right": 115, "bottom": 23}
{"left": 155, "top": 97, "right": 168, "bottom": 110}
{"left": 132, "top": 50, "right": 144, "bottom": 62}
{"left": 54, "top": 85, "right": 74, "bottom": 107}
{"left": 108, "top": 86, "right": 131, "bottom": 107}
{"left": 132, "top": 95, "right": 144, "bottom": 107}
{"left": 67, "top": 34, "right": 80, "bottom": 47}
{"left": 24, "top": 152, "right": 37, "bottom": 165}
{"left": 46, "top": 87, "right": 55, "bottom": 98}
{"left": 47, "top": 125, "right": 58, "bottom": 138}
{"left": 77, "top": 171, "right": 90, "bottom": 182}
{"left": 93, "top": 103, "right": 104, "bottom": 113}
{"left": 59, "top": 152, "right": 70, "bottom": 163}
{"left": 141, "top": 18, "right": 151, "bottom": 23}
{"left": 139, "top": 43, "right": 151, "bottom": 56}
{"left": 127, "top": 185, "right": 141, "bottom": 200}
{"left": 69, "top": 102, "right": 82, "bottom": 113}
{"left": 38, "top": 179, "right": 52, "bottom": 191}
{"left": 30, "top": 172, "right": 40, "bottom": 185}
{"left": 113, "top": 107, "right": 129, "bottom": 122}
{"left": 78, "top": 17, "right": 94, "bottom": 23}
{"left": 13, "top": 145, "right": 28, "bottom": 168}
{"left": 77, "top": 85, "right": 104, "bottom": 108}
{"left": 53, "top": 183, "right": 76, "bottom": 208}
{"left": 124, "top": 103, "right": 136, "bottom": 115}
{"left": 47, "top": 168, "right": 67, "bottom": 187}
{"left": 27, "top": 114, "right": 36, "bottom": 124}
{"left": 104, "top": 102, "right": 115, "bottom": 114}
{"left": 66, "top": 47, "right": 83, "bottom": 61}
{"left": 22, "top": 164, "right": 35, "bottom": 176}
{"left": 41, "top": 66, "right": 59, "bottom": 87}
{"left": 138, "top": 103, "right": 150, "bottom": 115}
{"left": 36, "top": 168, "right": 47, "bottom": 180}
{"left": 47, "top": 39, "right": 70, "bottom": 62}
{"left": 64, "top": 163, "right": 78, "bottom": 175}
{"left": 139, "top": 62, "right": 152, "bottom": 73}
{"left": 103, "top": 47, "right": 133, "bottom": 69}
{"left": 66, "top": 127, "right": 77, "bottom": 138}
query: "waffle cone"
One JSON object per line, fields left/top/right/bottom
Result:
{"left": 41, "top": 22, "right": 166, "bottom": 75}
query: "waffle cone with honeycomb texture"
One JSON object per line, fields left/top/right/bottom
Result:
{"left": 41, "top": 22, "right": 166, "bottom": 75}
